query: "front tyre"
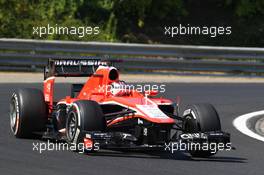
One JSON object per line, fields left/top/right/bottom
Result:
{"left": 183, "top": 103, "right": 221, "bottom": 157}
{"left": 65, "top": 100, "right": 106, "bottom": 152}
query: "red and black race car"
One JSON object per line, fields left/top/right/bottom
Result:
{"left": 10, "top": 58, "right": 230, "bottom": 157}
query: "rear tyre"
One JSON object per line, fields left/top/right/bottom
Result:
{"left": 183, "top": 103, "right": 221, "bottom": 157}
{"left": 10, "top": 88, "right": 47, "bottom": 138}
{"left": 65, "top": 100, "right": 106, "bottom": 152}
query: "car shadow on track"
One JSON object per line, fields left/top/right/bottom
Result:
{"left": 86, "top": 150, "right": 247, "bottom": 163}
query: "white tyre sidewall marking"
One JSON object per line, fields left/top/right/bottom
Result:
{"left": 10, "top": 93, "right": 19, "bottom": 135}
{"left": 233, "top": 110, "right": 264, "bottom": 142}
{"left": 72, "top": 103, "right": 81, "bottom": 145}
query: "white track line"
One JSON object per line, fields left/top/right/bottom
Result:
{"left": 233, "top": 110, "right": 264, "bottom": 142}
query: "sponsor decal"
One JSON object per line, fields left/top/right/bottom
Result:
{"left": 180, "top": 133, "right": 207, "bottom": 140}
{"left": 54, "top": 60, "right": 108, "bottom": 66}
{"left": 136, "top": 104, "right": 169, "bottom": 119}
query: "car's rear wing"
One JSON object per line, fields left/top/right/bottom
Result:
{"left": 44, "top": 58, "right": 113, "bottom": 79}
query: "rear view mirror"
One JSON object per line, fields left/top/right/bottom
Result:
{"left": 144, "top": 90, "right": 158, "bottom": 96}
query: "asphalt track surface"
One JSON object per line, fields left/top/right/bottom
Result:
{"left": 1, "top": 83, "right": 264, "bottom": 175}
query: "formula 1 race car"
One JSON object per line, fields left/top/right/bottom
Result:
{"left": 9, "top": 58, "right": 230, "bottom": 157}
